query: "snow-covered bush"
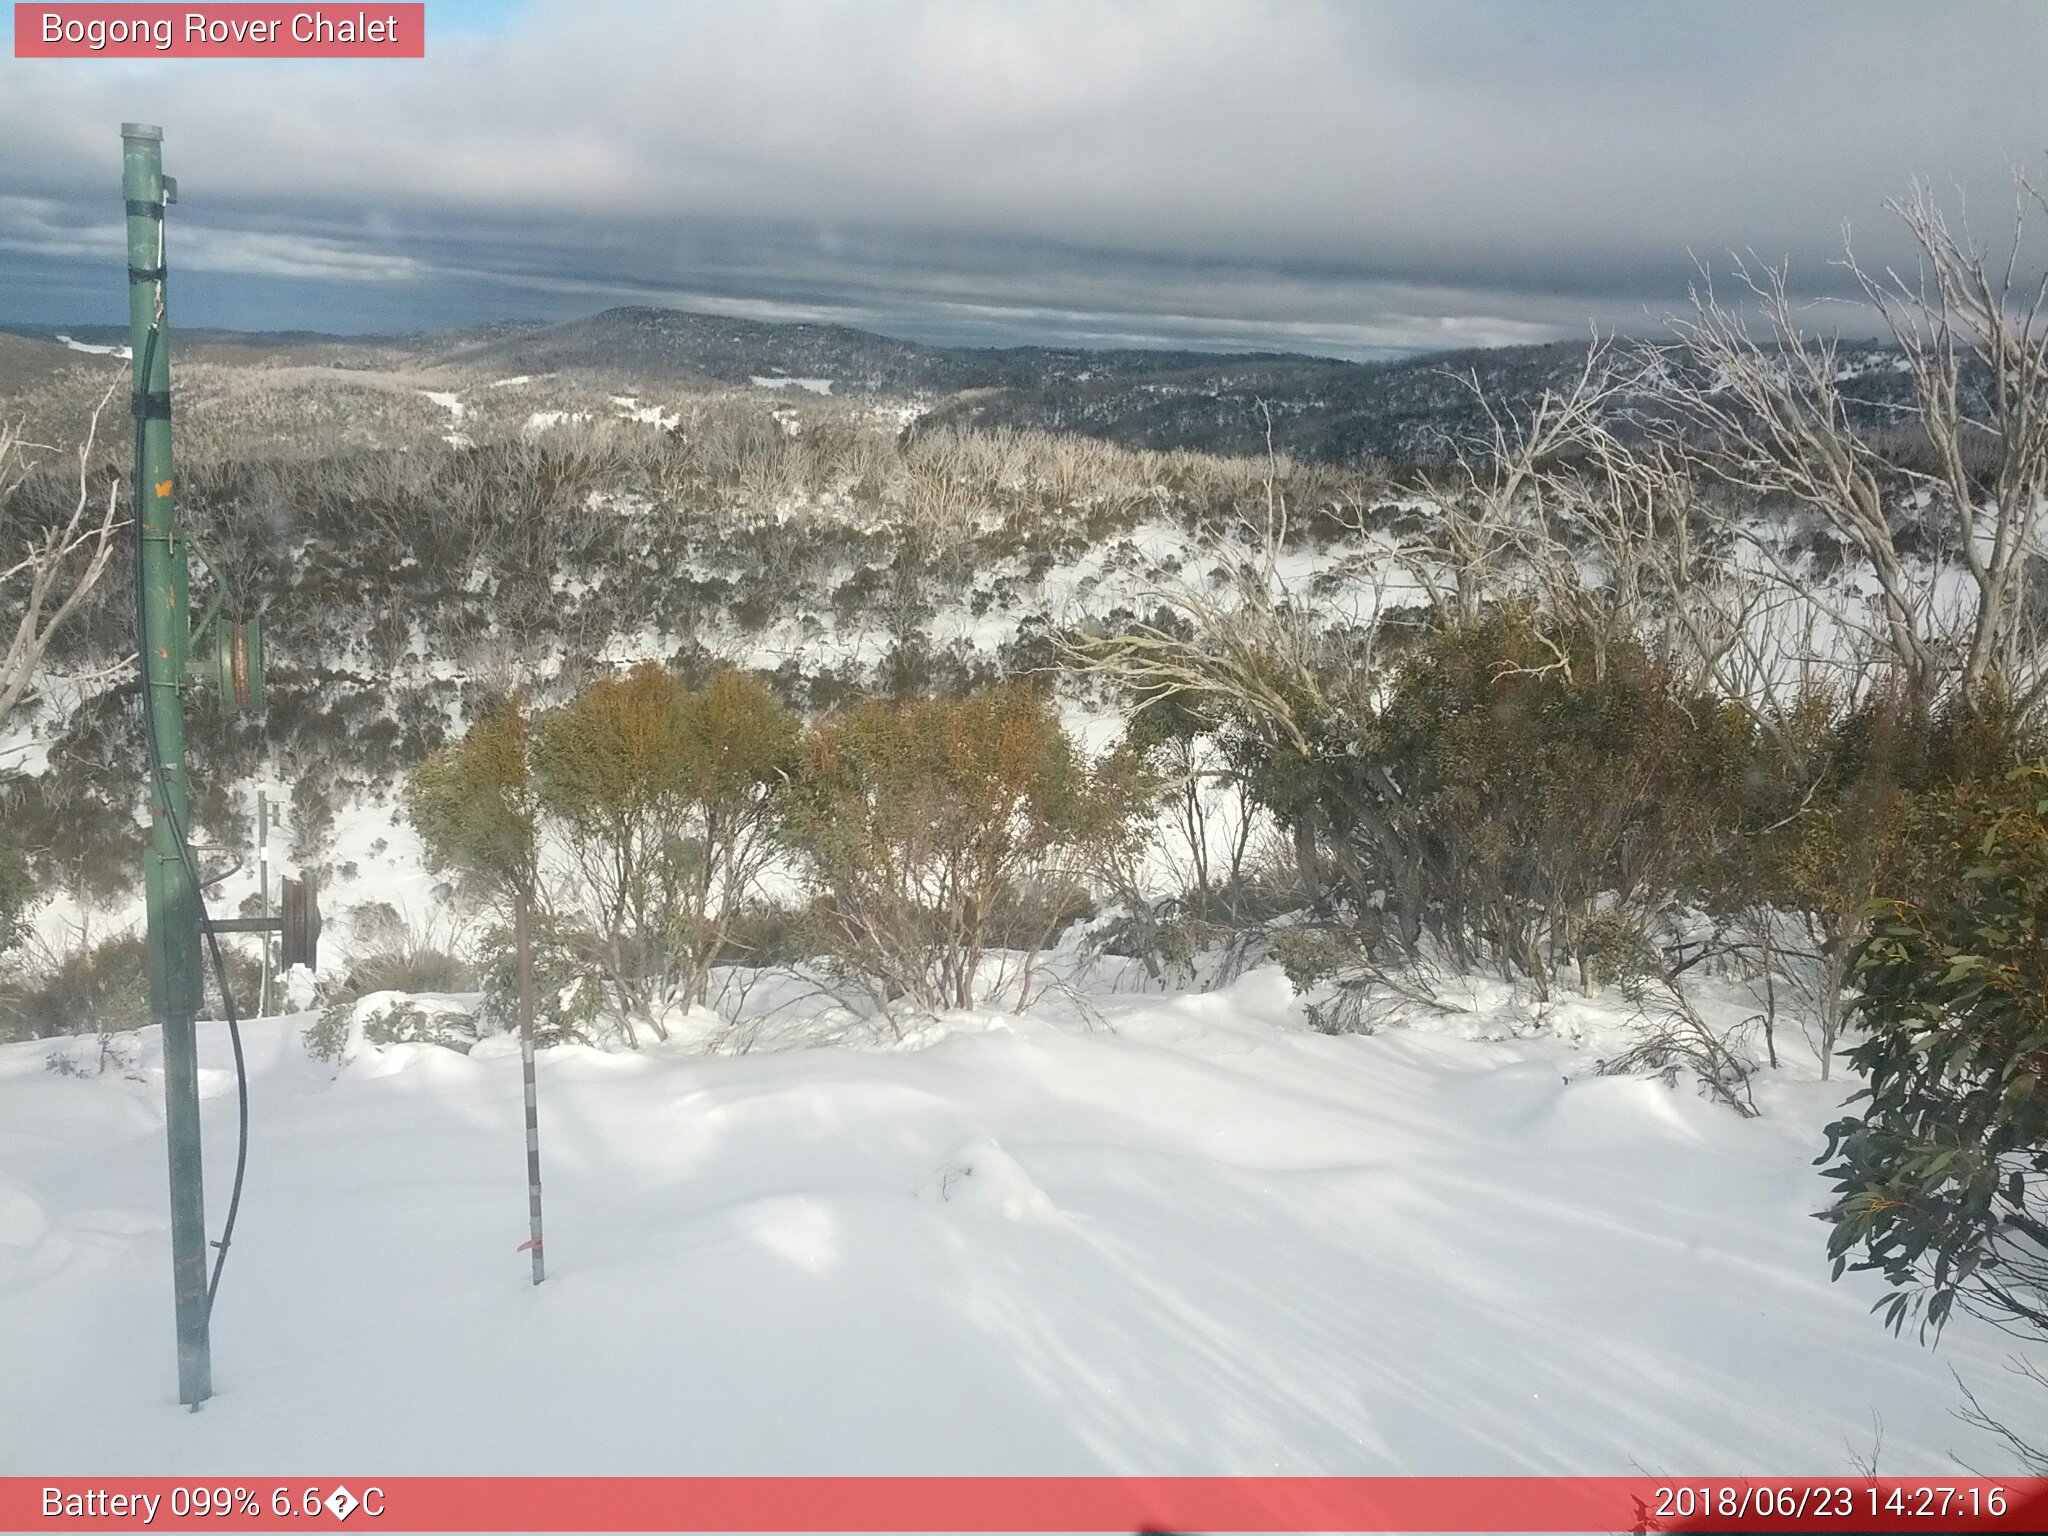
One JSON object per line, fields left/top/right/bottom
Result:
{"left": 301, "top": 998, "right": 350, "bottom": 1062}
{"left": 304, "top": 990, "right": 482, "bottom": 1063}
{"left": 360, "top": 996, "right": 481, "bottom": 1053}
{"left": 1273, "top": 923, "right": 1494, "bottom": 1035}
{"left": 0, "top": 407, "right": 125, "bottom": 751}
{"left": 43, "top": 1027, "right": 137, "bottom": 1078}
{"left": 475, "top": 914, "right": 601, "bottom": 1047}
{"left": 1596, "top": 980, "right": 1759, "bottom": 1117}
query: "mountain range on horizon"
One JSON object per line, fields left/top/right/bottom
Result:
{"left": 0, "top": 302, "right": 1918, "bottom": 465}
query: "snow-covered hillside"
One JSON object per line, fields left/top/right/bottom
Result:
{"left": 1, "top": 967, "right": 2036, "bottom": 1477}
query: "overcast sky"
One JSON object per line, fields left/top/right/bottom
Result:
{"left": 2, "top": 0, "right": 2044, "bottom": 358}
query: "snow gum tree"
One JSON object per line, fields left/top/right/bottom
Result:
{"left": 403, "top": 697, "right": 595, "bottom": 1044}
{"left": 529, "top": 663, "right": 692, "bottom": 1037}
{"left": 404, "top": 694, "right": 541, "bottom": 907}
{"left": 788, "top": 686, "right": 1143, "bottom": 1018}
{"left": 526, "top": 663, "right": 799, "bottom": 1040}
{"left": 662, "top": 668, "right": 802, "bottom": 1003}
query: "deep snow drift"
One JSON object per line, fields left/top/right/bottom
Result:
{"left": 1, "top": 968, "right": 2038, "bottom": 1478}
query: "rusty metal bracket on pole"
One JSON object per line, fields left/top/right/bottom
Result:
{"left": 209, "top": 875, "right": 320, "bottom": 972}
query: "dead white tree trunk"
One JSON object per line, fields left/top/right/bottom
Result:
{"left": 1656, "top": 167, "right": 2048, "bottom": 727}
{"left": 0, "top": 387, "right": 126, "bottom": 736}
{"left": 1404, "top": 340, "right": 1639, "bottom": 627}
{"left": 1859, "top": 174, "right": 2048, "bottom": 718}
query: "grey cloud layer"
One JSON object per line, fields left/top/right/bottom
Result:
{"left": 2, "top": 0, "right": 2042, "bottom": 352}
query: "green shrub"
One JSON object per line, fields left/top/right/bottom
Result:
{"left": 1243, "top": 610, "right": 1742, "bottom": 993}
{"left": 0, "top": 934, "right": 150, "bottom": 1042}
{"left": 347, "top": 944, "right": 475, "bottom": 996}
{"left": 0, "top": 818, "right": 32, "bottom": 960}
{"left": 303, "top": 998, "right": 351, "bottom": 1062}
{"left": 1819, "top": 762, "right": 2048, "bottom": 1338}
{"left": 360, "top": 996, "right": 480, "bottom": 1052}
{"left": 1702, "top": 691, "right": 2030, "bottom": 1076}
{"left": 1579, "top": 909, "right": 1660, "bottom": 995}
{"left": 3, "top": 770, "right": 138, "bottom": 916}
{"left": 476, "top": 914, "right": 603, "bottom": 1047}
{"left": 709, "top": 901, "right": 818, "bottom": 969}
{"left": 1272, "top": 927, "right": 1348, "bottom": 994}
{"left": 200, "top": 940, "right": 265, "bottom": 1022}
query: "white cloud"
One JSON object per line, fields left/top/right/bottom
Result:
{"left": 0, "top": 197, "right": 424, "bottom": 282}
{"left": 2, "top": 1, "right": 2043, "bottom": 347}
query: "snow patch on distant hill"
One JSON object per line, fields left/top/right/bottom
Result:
{"left": 611, "top": 395, "right": 680, "bottom": 429}
{"left": 523, "top": 410, "right": 592, "bottom": 438}
{"left": 54, "top": 334, "right": 130, "bottom": 360}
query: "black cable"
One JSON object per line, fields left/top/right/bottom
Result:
{"left": 131, "top": 312, "right": 250, "bottom": 1320}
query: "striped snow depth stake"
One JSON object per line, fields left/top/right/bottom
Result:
{"left": 515, "top": 892, "right": 545, "bottom": 1285}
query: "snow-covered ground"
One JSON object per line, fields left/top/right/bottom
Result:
{"left": 2, "top": 967, "right": 2038, "bottom": 1477}
{"left": 610, "top": 394, "right": 681, "bottom": 429}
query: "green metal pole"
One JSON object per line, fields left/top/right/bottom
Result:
{"left": 257, "top": 791, "right": 271, "bottom": 1017}
{"left": 123, "top": 122, "right": 211, "bottom": 1408}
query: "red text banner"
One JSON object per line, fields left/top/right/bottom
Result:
{"left": 14, "top": 5, "right": 425, "bottom": 58}
{"left": 5, "top": 1476, "right": 2048, "bottom": 1532}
